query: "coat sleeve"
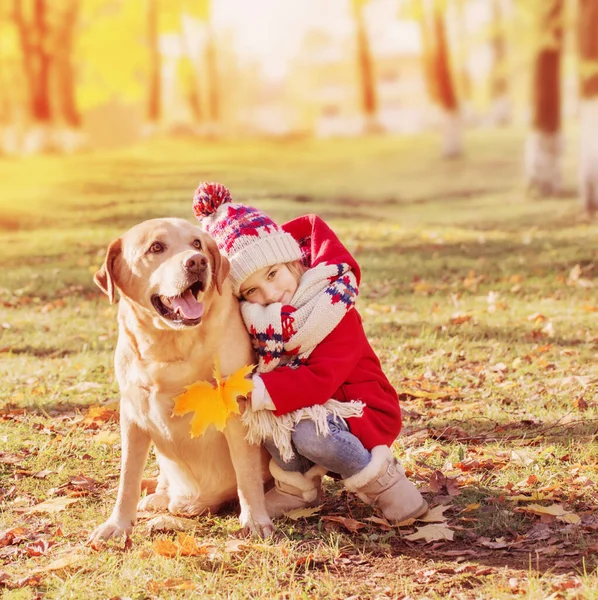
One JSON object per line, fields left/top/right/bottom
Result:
{"left": 259, "top": 311, "right": 362, "bottom": 415}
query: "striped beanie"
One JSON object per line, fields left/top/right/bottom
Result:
{"left": 192, "top": 182, "right": 302, "bottom": 296}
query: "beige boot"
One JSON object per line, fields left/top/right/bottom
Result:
{"left": 343, "top": 446, "right": 428, "bottom": 523}
{"left": 265, "top": 460, "right": 327, "bottom": 518}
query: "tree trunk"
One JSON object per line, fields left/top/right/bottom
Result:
{"left": 578, "top": 0, "right": 598, "bottom": 215}
{"left": 12, "top": 0, "right": 53, "bottom": 124}
{"left": 205, "top": 22, "right": 219, "bottom": 128}
{"left": 454, "top": 0, "right": 472, "bottom": 106}
{"left": 55, "top": 0, "right": 81, "bottom": 128}
{"left": 146, "top": 0, "right": 161, "bottom": 124}
{"left": 524, "top": 0, "right": 563, "bottom": 196}
{"left": 179, "top": 15, "right": 203, "bottom": 127}
{"left": 352, "top": 0, "right": 379, "bottom": 133}
{"left": 426, "top": 1, "right": 462, "bottom": 158}
{"left": 489, "top": 0, "right": 511, "bottom": 126}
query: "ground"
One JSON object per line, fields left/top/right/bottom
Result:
{"left": 0, "top": 129, "right": 597, "bottom": 599}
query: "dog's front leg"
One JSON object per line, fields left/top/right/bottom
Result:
{"left": 89, "top": 411, "right": 151, "bottom": 542}
{"left": 224, "top": 415, "right": 274, "bottom": 538}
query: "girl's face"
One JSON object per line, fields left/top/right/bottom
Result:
{"left": 240, "top": 264, "right": 299, "bottom": 306}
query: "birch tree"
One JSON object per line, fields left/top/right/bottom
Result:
{"left": 578, "top": 0, "right": 598, "bottom": 215}
{"left": 418, "top": 0, "right": 462, "bottom": 157}
{"left": 524, "top": 0, "right": 564, "bottom": 196}
{"left": 351, "top": 0, "right": 379, "bottom": 133}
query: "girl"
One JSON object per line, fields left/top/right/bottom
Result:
{"left": 192, "top": 182, "right": 427, "bottom": 523}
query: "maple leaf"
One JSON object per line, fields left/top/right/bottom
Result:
{"left": 172, "top": 359, "right": 254, "bottom": 437}
{"left": 419, "top": 504, "right": 451, "bottom": 523}
{"left": 404, "top": 523, "right": 455, "bottom": 543}
{"left": 283, "top": 505, "right": 322, "bottom": 520}
{"left": 515, "top": 503, "right": 580, "bottom": 524}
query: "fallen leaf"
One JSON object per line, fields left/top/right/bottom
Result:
{"left": 26, "top": 497, "right": 79, "bottom": 514}
{"left": 515, "top": 504, "right": 580, "bottom": 524}
{"left": 449, "top": 312, "right": 472, "bottom": 325}
{"left": 510, "top": 449, "right": 535, "bottom": 466}
{"left": 147, "top": 579, "right": 195, "bottom": 594}
{"left": 283, "top": 505, "right": 322, "bottom": 520}
{"left": 33, "top": 552, "right": 86, "bottom": 572}
{"left": 404, "top": 524, "right": 454, "bottom": 543}
{"left": 322, "top": 516, "right": 367, "bottom": 533}
{"left": 418, "top": 504, "right": 451, "bottom": 523}
{"left": 93, "top": 430, "right": 120, "bottom": 445}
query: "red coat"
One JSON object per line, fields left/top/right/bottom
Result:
{"left": 257, "top": 214, "right": 402, "bottom": 450}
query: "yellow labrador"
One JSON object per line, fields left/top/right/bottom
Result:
{"left": 89, "top": 218, "right": 273, "bottom": 541}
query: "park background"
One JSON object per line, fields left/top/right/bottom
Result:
{"left": 1, "top": 1, "right": 598, "bottom": 598}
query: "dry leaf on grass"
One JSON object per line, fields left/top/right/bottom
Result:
{"left": 322, "top": 516, "right": 367, "bottom": 533}
{"left": 418, "top": 504, "right": 451, "bottom": 523}
{"left": 147, "top": 578, "right": 195, "bottom": 593}
{"left": 26, "top": 497, "right": 79, "bottom": 514}
{"left": 93, "top": 430, "right": 120, "bottom": 445}
{"left": 515, "top": 504, "right": 580, "bottom": 524}
{"left": 153, "top": 533, "right": 215, "bottom": 557}
{"left": 404, "top": 523, "right": 455, "bottom": 543}
{"left": 283, "top": 505, "right": 322, "bottom": 520}
{"left": 33, "top": 552, "right": 87, "bottom": 572}
{"left": 510, "top": 449, "right": 536, "bottom": 466}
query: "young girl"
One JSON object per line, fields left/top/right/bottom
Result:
{"left": 192, "top": 182, "right": 427, "bottom": 523}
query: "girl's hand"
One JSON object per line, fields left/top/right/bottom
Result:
{"left": 237, "top": 393, "right": 251, "bottom": 415}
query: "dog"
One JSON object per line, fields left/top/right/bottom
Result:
{"left": 88, "top": 217, "right": 273, "bottom": 542}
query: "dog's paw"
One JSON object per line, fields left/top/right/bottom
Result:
{"left": 138, "top": 492, "right": 170, "bottom": 512}
{"left": 168, "top": 496, "right": 209, "bottom": 517}
{"left": 240, "top": 513, "right": 275, "bottom": 539}
{"left": 88, "top": 518, "right": 133, "bottom": 543}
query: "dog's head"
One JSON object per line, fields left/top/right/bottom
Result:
{"left": 94, "top": 218, "right": 230, "bottom": 330}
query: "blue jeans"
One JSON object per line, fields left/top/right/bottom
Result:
{"left": 264, "top": 415, "right": 371, "bottom": 479}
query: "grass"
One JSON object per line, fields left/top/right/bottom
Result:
{"left": 1, "top": 127, "right": 597, "bottom": 599}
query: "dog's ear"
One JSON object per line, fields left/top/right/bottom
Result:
{"left": 204, "top": 235, "right": 230, "bottom": 295}
{"left": 94, "top": 238, "right": 122, "bottom": 304}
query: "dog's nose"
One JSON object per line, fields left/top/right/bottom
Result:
{"left": 184, "top": 253, "right": 208, "bottom": 274}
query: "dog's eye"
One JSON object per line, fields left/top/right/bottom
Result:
{"left": 149, "top": 241, "right": 164, "bottom": 254}
{"left": 192, "top": 239, "right": 202, "bottom": 250}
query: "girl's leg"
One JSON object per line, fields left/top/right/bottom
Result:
{"left": 262, "top": 436, "right": 326, "bottom": 518}
{"left": 263, "top": 438, "right": 313, "bottom": 473}
{"left": 292, "top": 417, "right": 371, "bottom": 479}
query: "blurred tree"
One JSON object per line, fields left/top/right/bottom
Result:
{"left": 489, "top": 0, "right": 511, "bottom": 125}
{"left": 54, "top": 0, "right": 81, "bottom": 129}
{"left": 146, "top": 0, "right": 161, "bottom": 124}
{"left": 578, "top": 0, "right": 598, "bottom": 215}
{"left": 454, "top": 0, "right": 471, "bottom": 108}
{"left": 351, "top": 0, "right": 379, "bottom": 133}
{"left": 10, "top": 0, "right": 82, "bottom": 151}
{"left": 11, "top": 0, "right": 54, "bottom": 126}
{"left": 417, "top": 0, "right": 462, "bottom": 157}
{"left": 524, "top": 0, "right": 564, "bottom": 196}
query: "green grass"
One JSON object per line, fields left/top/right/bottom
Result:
{"left": 1, "top": 128, "right": 597, "bottom": 599}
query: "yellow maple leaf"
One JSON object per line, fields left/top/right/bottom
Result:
{"left": 172, "top": 359, "right": 254, "bottom": 437}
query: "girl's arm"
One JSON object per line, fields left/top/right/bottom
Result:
{"left": 254, "top": 310, "right": 364, "bottom": 415}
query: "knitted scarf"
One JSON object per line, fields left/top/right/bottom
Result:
{"left": 240, "top": 261, "right": 365, "bottom": 462}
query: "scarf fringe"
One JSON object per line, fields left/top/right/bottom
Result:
{"left": 241, "top": 400, "right": 365, "bottom": 463}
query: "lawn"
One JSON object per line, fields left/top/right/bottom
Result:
{"left": 1, "top": 129, "right": 597, "bottom": 599}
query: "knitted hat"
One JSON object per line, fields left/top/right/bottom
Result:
{"left": 192, "top": 182, "right": 303, "bottom": 296}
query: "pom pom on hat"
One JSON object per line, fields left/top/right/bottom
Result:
{"left": 193, "top": 182, "right": 232, "bottom": 218}
{"left": 191, "top": 181, "right": 303, "bottom": 296}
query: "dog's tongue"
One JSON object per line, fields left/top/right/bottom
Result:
{"left": 171, "top": 290, "right": 204, "bottom": 320}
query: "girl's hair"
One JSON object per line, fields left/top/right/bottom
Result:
{"left": 286, "top": 260, "right": 308, "bottom": 282}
